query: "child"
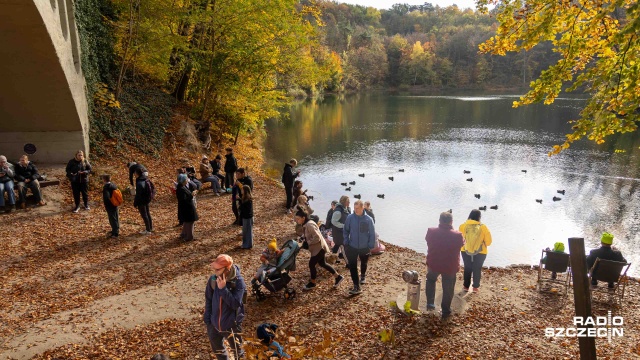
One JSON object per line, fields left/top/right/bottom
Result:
{"left": 252, "top": 239, "right": 283, "bottom": 285}
{"left": 101, "top": 174, "right": 120, "bottom": 238}
{"left": 543, "top": 242, "right": 566, "bottom": 279}
{"left": 256, "top": 323, "right": 291, "bottom": 359}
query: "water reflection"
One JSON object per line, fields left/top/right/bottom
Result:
{"left": 265, "top": 93, "right": 640, "bottom": 275}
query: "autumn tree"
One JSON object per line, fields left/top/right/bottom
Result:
{"left": 478, "top": 0, "right": 640, "bottom": 154}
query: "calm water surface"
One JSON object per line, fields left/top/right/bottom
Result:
{"left": 264, "top": 92, "right": 640, "bottom": 275}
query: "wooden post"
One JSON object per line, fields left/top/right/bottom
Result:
{"left": 568, "top": 237, "right": 597, "bottom": 360}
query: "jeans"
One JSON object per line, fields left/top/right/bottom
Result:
{"left": 138, "top": 204, "right": 153, "bottom": 231}
{"left": 202, "top": 176, "right": 221, "bottom": 192}
{"left": 106, "top": 206, "right": 119, "bottom": 236}
{"left": 224, "top": 172, "right": 235, "bottom": 189}
{"left": 0, "top": 180, "right": 16, "bottom": 206}
{"left": 461, "top": 252, "right": 487, "bottom": 289}
{"left": 425, "top": 267, "right": 457, "bottom": 316}
{"left": 17, "top": 180, "right": 42, "bottom": 203}
{"left": 206, "top": 323, "right": 244, "bottom": 360}
{"left": 181, "top": 221, "right": 194, "bottom": 240}
{"left": 345, "top": 245, "right": 370, "bottom": 288}
{"left": 309, "top": 249, "right": 337, "bottom": 280}
{"left": 242, "top": 217, "right": 253, "bottom": 248}
{"left": 71, "top": 181, "right": 88, "bottom": 208}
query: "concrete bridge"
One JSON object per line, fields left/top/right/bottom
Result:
{"left": 0, "top": 0, "right": 89, "bottom": 164}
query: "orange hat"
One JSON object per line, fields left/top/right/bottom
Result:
{"left": 211, "top": 254, "right": 233, "bottom": 270}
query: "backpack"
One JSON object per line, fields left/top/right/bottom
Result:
{"left": 110, "top": 188, "right": 124, "bottom": 207}
{"left": 145, "top": 178, "right": 156, "bottom": 202}
{"left": 463, "top": 223, "right": 484, "bottom": 256}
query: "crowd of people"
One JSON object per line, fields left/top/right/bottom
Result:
{"left": 2, "top": 149, "right": 630, "bottom": 360}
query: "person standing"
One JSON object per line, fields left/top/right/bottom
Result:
{"left": 363, "top": 201, "right": 375, "bottom": 223}
{"left": 101, "top": 174, "right": 120, "bottom": 238}
{"left": 232, "top": 168, "right": 253, "bottom": 226}
{"left": 199, "top": 155, "right": 222, "bottom": 195}
{"left": 0, "top": 155, "right": 16, "bottom": 213}
{"left": 459, "top": 209, "right": 492, "bottom": 293}
{"left": 586, "top": 232, "right": 627, "bottom": 288}
{"left": 325, "top": 200, "right": 338, "bottom": 231}
{"left": 295, "top": 208, "right": 344, "bottom": 291}
{"left": 282, "top": 159, "right": 299, "bottom": 213}
{"left": 66, "top": 150, "right": 92, "bottom": 213}
{"left": 14, "top": 155, "right": 46, "bottom": 208}
{"left": 204, "top": 254, "right": 246, "bottom": 360}
{"left": 127, "top": 161, "right": 147, "bottom": 188}
{"left": 343, "top": 199, "right": 375, "bottom": 295}
{"left": 176, "top": 173, "right": 199, "bottom": 241}
{"left": 223, "top": 147, "right": 238, "bottom": 189}
{"left": 425, "top": 212, "right": 465, "bottom": 321}
{"left": 133, "top": 169, "right": 153, "bottom": 234}
{"left": 331, "top": 196, "right": 351, "bottom": 263}
{"left": 239, "top": 184, "right": 254, "bottom": 249}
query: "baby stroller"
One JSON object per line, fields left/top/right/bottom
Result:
{"left": 252, "top": 239, "right": 300, "bottom": 301}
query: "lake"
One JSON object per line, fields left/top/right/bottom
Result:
{"left": 264, "top": 92, "right": 640, "bottom": 275}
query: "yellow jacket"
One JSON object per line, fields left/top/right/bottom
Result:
{"left": 459, "top": 219, "right": 492, "bottom": 255}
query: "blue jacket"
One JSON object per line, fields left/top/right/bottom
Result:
{"left": 204, "top": 265, "right": 246, "bottom": 332}
{"left": 343, "top": 212, "right": 376, "bottom": 250}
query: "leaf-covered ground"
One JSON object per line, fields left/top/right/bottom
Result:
{"left": 1, "top": 120, "right": 639, "bottom": 359}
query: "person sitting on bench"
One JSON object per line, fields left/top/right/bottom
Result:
{"left": 586, "top": 232, "right": 626, "bottom": 288}
{"left": 0, "top": 155, "right": 16, "bottom": 213}
{"left": 15, "top": 155, "right": 46, "bottom": 207}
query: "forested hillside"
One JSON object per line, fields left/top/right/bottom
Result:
{"left": 316, "top": 1, "right": 557, "bottom": 90}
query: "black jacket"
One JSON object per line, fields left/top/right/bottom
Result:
{"left": 129, "top": 163, "right": 147, "bottom": 186}
{"left": 364, "top": 209, "right": 376, "bottom": 223}
{"left": 176, "top": 184, "right": 199, "bottom": 223}
{"left": 65, "top": 158, "right": 92, "bottom": 183}
{"left": 103, "top": 182, "right": 118, "bottom": 210}
{"left": 224, "top": 153, "right": 238, "bottom": 173}
{"left": 325, "top": 208, "right": 335, "bottom": 229}
{"left": 133, "top": 175, "right": 150, "bottom": 207}
{"left": 210, "top": 160, "right": 222, "bottom": 175}
{"left": 281, "top": 163, "right": 298, "bottom": 187}
{"left": 14, "top": 162, "right": 40, "bottom": 182}
{"left": 586, "top": 246, "right": 626, "bottom": 270}
{"left": 240, "top": 175, "right": 253, "bottom": 190}
{"left": 240, "top": 199, "right": 253, "bottom": 219}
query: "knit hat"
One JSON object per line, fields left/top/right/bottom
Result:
{"left": 601, "top": 232, "right": 614, "bottom": 245}
{"left": 202, "top": 154, "right": 208, "bottom": 159}
{"left": 268, "top": 239, "right": 278, "bottom": 251}
{"left": 177, "top": 173, "right": 188, "bottom": 184}
{"left": 331, "top": 200, "right": 338, "bottom": 205}
{"left": 212, "top": 254, "right": 233, "bottom": 270}
{"left": 553, "top": 242, "right": 565, "bottom": 252}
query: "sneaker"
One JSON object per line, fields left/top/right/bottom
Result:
{"left": 20, "top": 202, "right": 26, "bottom": 209}
{"left": 84, "top": 205, "right": 90, "bottom": 211}
{"left": 303, "top": 282, "right": 316, "bottom": 291}
{"left": 72, "top": 207, "right": 80, "bottom": 213}
{"left": 427, "top": 304, "right": 436, "bottom": 310}
{"left": 334, "top": 275, "right": 344, "bottom": 288}
{"left": 463, "top": 287, "right": 469, "bottom": 292}
{"left": 139, "top": 230, "right": 150, "bottom": 235}
{"left": 37, "top": 201, "right": 46, "bottom": 206}
{"left": 348, "top": 287, "right": 362, "bottom": 295}
{"left": 360, "top": 277, "right": 367, "bottom": 285}
{"left": 472, "top": 287, "right": 479, "bottom": 294}
{"left": 215, "top": 192, "right": 220, "bottom": 197}
{"left": 441, "top": 314, "right": 451, "bottom": 322}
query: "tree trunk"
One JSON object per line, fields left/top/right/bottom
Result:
{"left": 115, "top": 0, "right": 136, "bottom": 101}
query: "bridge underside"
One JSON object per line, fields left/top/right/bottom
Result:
{"left": 0, "top": 0, "right": 89, "bottom": 164}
